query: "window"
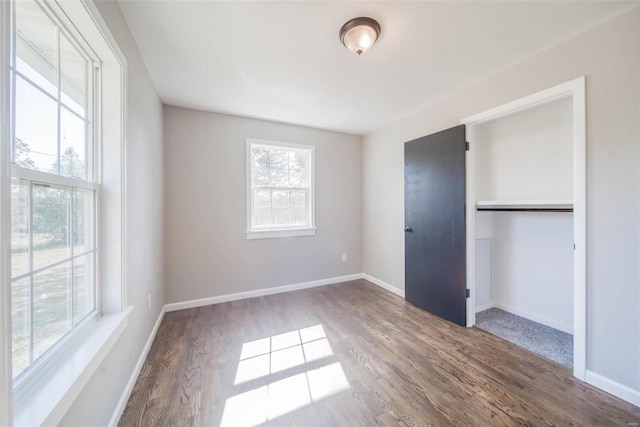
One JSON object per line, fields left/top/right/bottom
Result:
{"left": 246, "top": 139, "right": 316, "bottom": 239}
{"left": 9, "top": 0, "right": 98, "bottom": 385}
{"left": 2, "top": 0, "right": 126, "bottom": 424}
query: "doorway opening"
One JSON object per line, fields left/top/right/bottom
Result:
{"left": 462, "top": 77, "right": 586, "bottom": 379}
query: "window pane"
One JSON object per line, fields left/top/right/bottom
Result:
{"left": 271, "top": 169, "right": 288, "bottom": 187}
{"left": 251, "top": 168, "right": 269, "bottom": 187}
{"left": 254, "top": 189, "right": 271, "bottom": 207}
{"left": 291, "top": 190, "right": 306, "bottom": 207}
{"left": 269, "top": 149, "right": 289, "bottom": 170}
{"left": 60, "top": 107, "right": 86, "bottom": 179}
{"left": 272, "top": 190, "right": 289, "bottom": 207}
{"left": 12, "top": 277, "right": 30, "bottom": 379}
{"left": 16, "top": 57, "right": 57, "bottom": 98}
{"left": 289, "top": 151, "right": 308, "bottom": 170}
{"left": 60, "top": 35, "right": 86, "bottom": 117}
{"left": 15, "top": 0, "right": 58, "bottom": 97}
{"left": 254, "top": 207, "right": 272, "bottom": 226}
{"left": 15, "top": 77, "right": 58, "bottom": 172}
{"left": 33, "top": 262, "right": 71, "bottom": 359}
{"left": 32, "top": 184, "right": 71, "bottom": 269}
{"left": 72, "top": 188, "right": 94, "bottom": 254}
{"left": 290, "top": 207, "right": 307, "bottom": 226}
{"left": 251, "top": 147, "right": 270, "bottom": 169}
{"left": 272, "top": 207, "right": 290, "bottom": 225}
{"left": 11, "top": 178, "right": 30, "bottom": 278}
{"left": 73, "top": 253, "right": 94, "bottom": 325}
{"left": 289, "top": 169, "right": 307, "bottom": 188}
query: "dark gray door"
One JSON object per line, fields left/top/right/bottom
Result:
{"left": 404, "top": 125, "right": 467, "bottom": 326}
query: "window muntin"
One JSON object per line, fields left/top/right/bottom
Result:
{"left": 248, "top": 140, "right": 314, "bottom": 232}
{"left": 9, "top": 0, "right": 98, "bottom": 383}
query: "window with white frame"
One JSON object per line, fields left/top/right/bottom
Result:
{"left": 247, "top": 139, "right": 315, "bottom": 239}
{"left": 9, "top": 0, "right": 99, "bottom": 383}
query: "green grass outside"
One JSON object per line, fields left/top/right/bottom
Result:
{"left": 11, "top": 244, "right": 93, "bottom": 379}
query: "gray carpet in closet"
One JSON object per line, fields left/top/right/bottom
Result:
{"left": 476, "top": 308, "right": 573, "bottom": 369}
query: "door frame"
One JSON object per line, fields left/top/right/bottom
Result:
{"left": 460, "top": 76, "right": 586, "bottom": 381}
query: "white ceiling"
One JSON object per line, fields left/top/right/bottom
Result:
{"left": 118, "top": 1, "right": 636, "bottom": 135}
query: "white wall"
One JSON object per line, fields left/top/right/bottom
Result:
{"left": 475, "top": 211, "right": 574, "bottom": 335}
{"left": 474, "top": 238, "right": 492, "bottom": 310}
{"left": 490, "top": 212, "right": 574, "bottom": 333}
{"left": 474, "top": 97, "right": 573, "bottom": 201}
{"left": 363, "top": 7, "right": 640, "bottom": 392}
{"left": 58, "top": 1, "right": 165, "bottom": 425}
{"left": 164, "top": 106, "right": 362, "bottom": 304}
{"left": 474, "top": 214, "right": 494, "bottom": 310}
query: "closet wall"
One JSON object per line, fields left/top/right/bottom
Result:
{"left": 474, "top": 97, "right": 574, "bottom": 333}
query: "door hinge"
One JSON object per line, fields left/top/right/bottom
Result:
{"left": 465, "top": 141, "right": 470, "bottom": 151}
{"left": 466, "top": 289, "right": 470, "bottom": 298}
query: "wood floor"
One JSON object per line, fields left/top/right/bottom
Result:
{"left": 119, "top": 280, "right": 640, "bottom": 426}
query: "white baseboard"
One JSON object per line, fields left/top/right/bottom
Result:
{"left": 475, "top": 302, "right": 495, "bottom": 312}
{"left": 492, "top": 301, "right": 573, "bottom": 334}
{"left": 361, "top": 273, "right": 405, "bottom": 298}
{"left": 586, "top": 370, "right": 640, "bottom": 407}
{"left": 165, "top": 273, "right": 363, "bottom": 312}
{"left": 107, "top": 306, "right": 166, "bottom": 427}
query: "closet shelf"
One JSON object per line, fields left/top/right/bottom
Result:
{"left": 476, "top": 199, "right": 573, "bottom": 211}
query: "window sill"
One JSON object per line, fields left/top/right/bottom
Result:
{"left": 246, "top": 227, "right": 317, "bottom": 240}
{"left": 12, "top": 306, "right": 133, "bottom": 427}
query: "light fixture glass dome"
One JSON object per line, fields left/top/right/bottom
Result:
{"left": 339, "top": 17, "right": 381, "bottom": 56}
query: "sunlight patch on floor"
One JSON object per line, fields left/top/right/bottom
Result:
{"left": 234, "top": 324, "right": 333, "bottom": 385}
{"left": 222, "top": 325, "right": 350, "bottom": 426}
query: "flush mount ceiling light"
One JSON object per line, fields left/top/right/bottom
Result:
{"left": 339, "top": 17, "right": 381, "bottom": 56}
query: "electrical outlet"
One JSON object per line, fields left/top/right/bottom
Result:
{"left": 342, "top": 253, "right": 347, "bottom": 262}
{"left": 147, "top": 294, "right": 151, "bottom": 311}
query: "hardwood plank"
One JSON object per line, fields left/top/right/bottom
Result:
{"left": 119, "top": 280, "right": 640, "bottom": 426}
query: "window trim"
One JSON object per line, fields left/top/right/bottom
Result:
{"left": 1, "top": 0, "right": 14, "bottom": 424}
{"left": 246, "top": 138, "right": 316, "bottom": 240}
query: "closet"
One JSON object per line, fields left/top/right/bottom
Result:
{"left": 462, "top": 78, "right": 586, "bottom": 375}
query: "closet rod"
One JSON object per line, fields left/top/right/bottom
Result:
{"left": 476, "top": 208, "right": 573, "bottom": 212}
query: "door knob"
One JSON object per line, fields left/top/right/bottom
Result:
{"left": 404, "top": 227, "right": 412, "bottom": 232}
